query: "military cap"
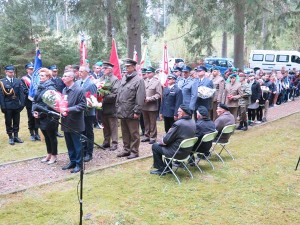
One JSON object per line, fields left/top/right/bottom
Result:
{"left": 182, "top": 65, "right": 192, "bottom": 72}
{"left": 4, "top": 65, "right": 15, "bottom": 71}
{"left": 196, "top": 66, "right": 207, "bottom": 72}
{"left": 146, "top": 66, "right": 155, "bottom": 73}
{"left": 167, "top": 74, "right": 177, "bottom": 80}
{"left": 249, "top": 73, "right": 255, "bottom": 77}
{"left": 102, "top": 61, "right": 114, "bottom": 68}
{"left": 25, "top": 62, "right": 34, "bottom": 69}
{"left": 173, "top": 66, "right": 182, "bottom": 72}
{"left": 141, "top": 68, "right": 147, "bottom": 74}
{"left": 218, "top": 103, "right": 229, "bottom": 111}
{"left": 124, "top": 58, "right": 137, "bottom": 66}
{"left": 232, "top": 67, "right": 238, "bottom": 72}
{"left": 230, "top": 73, "right": 237, "bottom": 78}
{"left": 175, "top": 59, "right": 184, "bottom": 63}
{"left": 211, "top": 66, "right": 219, "bottom": 71}
{"left": 95, "top": 61, "right": 103, "bottom": 67}
{"left": 179, "top": 104, "right": 192, "bottom": 116}
{"left": 197, "top": 106, "right": 209, "bottom": 117}
{"left": 155, "top": 69, "right": 161, "bottom": 74}
{"left": 48, "top": 65, "right": 58, "bottom": 71}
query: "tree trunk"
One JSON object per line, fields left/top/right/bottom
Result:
{"left": 221, "top": 32, "right": 227, "bottom": 58}
{"left": 262, "top": 13, "right": 267, "bottom": 49}
{"left": 106, "top": 0, "right": 113, "bottom": 50}
{"left": 233, "top": 0, "right": 245, "bottom": 70}
{"left": 127, "top": 0, "right": 141, "bottom": 61}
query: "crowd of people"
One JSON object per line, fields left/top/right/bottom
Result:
{"left": 0, "top": 59, "right": 299, "bottom": 174}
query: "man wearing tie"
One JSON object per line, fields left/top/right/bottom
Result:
{"left": 141, "top": 66, "right": 162, "bottom": 144}
{"left": 191, "top": 66, "right": 214, "bottom": 118}
{"left": 75, "top": 66, "right": 97, "bottom": 162}
{"left": 159, "top": 74, "right": 183, "bottom": 133}
{"left": 0, "top": 65, "right": 25, "bottom": 145}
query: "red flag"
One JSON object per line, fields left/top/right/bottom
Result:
{"left": 109, "top": 38, "right": 122, "bottom": 80}
{"left": 80, "top": 34, "right": 87, "bottom": 66}
{"left": 159, "top": 43, "right": 169, "bottom": 86}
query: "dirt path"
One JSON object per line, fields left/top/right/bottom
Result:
{"left": 1, "top": 99, "right": 300, "bottom": 195}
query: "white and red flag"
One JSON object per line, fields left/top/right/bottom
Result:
{"left": 159, "top": 42, "right": 169, "bottom": 86}
{"left": 80, "top": 33, "right": 87, "bottom": 66}
{"left": 109, "top": 38, "right": 122, "bottom": 80}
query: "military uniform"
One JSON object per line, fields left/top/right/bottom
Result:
{"left": 141, "top": 67, "right": 162, "bottom": 144}
{"left": 21, "top": 63, "right": 40, "bottom": 141}
{"left": 0, "top": 65, "right": 25, "bottom": 145}
{"left": 211, "top": 74, "right": 225, "bottom": 121}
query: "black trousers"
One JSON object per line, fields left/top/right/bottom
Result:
{"left": 139, "top": 113, "right": 145, "bottom": 134}
{"left": 3, "top": 108, "right": 21, "bottom": 136}
{"left": 41, "top": 129, "right": 58, "bottom": 155}
{"left": 152, "top": 143, "right": 166, "bottom": 171}
{"left": 26, "top": 104, "right": 36, "bottom": 131}
{"left": 83, "top": 116, "right": 94, "bottom": 156}
{"left": 163, "top": 116, "right": 174, "bottom": 133}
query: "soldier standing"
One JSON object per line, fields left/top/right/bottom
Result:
{"left": 116, "top": 59, "right": 146, "bottom": 159}
{"left": 0, "top": 65, "right": 25, "bottom": 145}
{"left": 21, "top": 62, "right": 40, "bottom": 141}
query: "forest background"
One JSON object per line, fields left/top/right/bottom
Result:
{"left": 0, "top": 0, "right": 299, "bottom": 75}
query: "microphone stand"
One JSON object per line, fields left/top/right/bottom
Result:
{"left": 48, "top": 114, "right": 103, "bottom": 225}
{"left": 295, "top": 156, "right": 300, "bottom": 171}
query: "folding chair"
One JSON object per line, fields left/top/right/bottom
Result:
{"left": 211, "top": 124, "right": 236, "bottom": 163}
{"left": 160, "top": 137, "right": 198, "bottom": 185}
{"left": 191, "top": 130, "right": 218, "bottom": 171}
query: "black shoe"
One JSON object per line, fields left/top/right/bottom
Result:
{"left": 141, "top": 138, "right": 150, "bottom": 142}
{"left": 117, "top": 151, "right": 131, "bottom": 157}
{"left": 150, "top": 169, "right": 171, "bottom": 176}
{"left": 100, "top": 143, "right": 110, "bottom": 149}
{"left": 62, "top": 163, "right": 76, "bottom": 170}
{"left": 71, "top": 166, "right": 81, "bottom": 173}
{"left": 127, "top": 153, "right": 139, "bottom": 159}
{"left": 35, "top": 134, "right": 41, "bottom": 141}
{"left": 109, "top": 146, "right": 118, "bottom": 151}
{"left": 14, "top": 137, "right": 24, "bottom": 143}
{"left": 241, "top": 126, "right": 248, "bottom": 131}
{"left": 56, "top": 132, "right": 64, "bottom": 138}
{"left": 149, "top": 140, "right": 156, "bottom": 144}
{"left": 30, "top": 135, "right": 36, "bottom": 141}
{"left": 84, "top": 155, "right": 93, "bottom": 162}
{"left": 8, "top": 138, "right": 14, "bottom": 145}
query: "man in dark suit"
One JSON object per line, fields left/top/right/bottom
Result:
{"left": 60, "top": 70, "right": 86, "bottom": 173}
{"left": 150, "top": 104, "right": 196, "bottom": 175}
{"left": 193, "top": 106, "right": 216, "bottom": 156}
{"left": 160, "top": 74, "right": 183, "bottom": 133}
{"left": 0, "top": 65, "right": 25, "bottom": 145}
{"left": 49, "top": 65, "right": 65, "bottom": 137}
{"left": 76, "top": 66, "right": 97, "bottom": 162}
{"left": 21, "top": 62, "right": 40, "bottom": 141}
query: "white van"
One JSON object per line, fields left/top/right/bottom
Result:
{"left": 249, "top": 50, "right": 300, "bottom": 72}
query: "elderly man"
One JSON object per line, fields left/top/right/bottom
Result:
{"left": 76, "top": 66, "right": 97, "bottom": 162}
{"left": 0, "top": 65, "right": 25, "bottom": 145}
{"left": 98, "top": 62, "right": 120, "bottom": 151}
{"left": 150, "top": 104, "right": 196, "bottom": 175}
{"left": 214, "top": 103, "right": 235, "bottom": 143}
{"left": 61, "top": 71, "right": 86, "bottom": 173}
{"left": 141, "top": 66, "right": 162, "bottom": 144}
{"left": 193, "top": 106, "right": 216, "bottom": 156}
{"left": 116, "top": 59, "right": 146, "bottom": 159}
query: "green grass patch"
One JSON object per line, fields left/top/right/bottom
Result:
{"left": 0, "top": 114, "right": 300, "bottom": 224}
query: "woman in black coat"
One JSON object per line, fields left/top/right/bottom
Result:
{"left": 32, "top": 68, "right": 59, "bottom": 164}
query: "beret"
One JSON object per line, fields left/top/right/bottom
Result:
{"left": 218, "top": 103, "right": 229, "bottom": 111}
{"left": 179, "top": 104, "right": 192, "bottom": 116}
{"left": 197, "top": 106, "right": 209, "bottom": 117}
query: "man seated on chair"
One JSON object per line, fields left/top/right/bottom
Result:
{"left": 214, "top": 103, "right": 235, "bottom": 143}
{"left": 193, "top": 106, "right": 216, "bottom": 157}
{"left": 150, "top": 104, "right": 196, "bottom": 175}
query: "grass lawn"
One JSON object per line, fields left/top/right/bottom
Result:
{"left": 0, "top": 113, "right": 300, "bottom": 224}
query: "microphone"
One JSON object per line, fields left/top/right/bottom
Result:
{"left": 35, "top": 105, "right": 61, "bottom": 118}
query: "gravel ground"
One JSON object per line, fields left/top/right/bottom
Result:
{"left": 1, "top": 98, "right": 299, "bottom": 195}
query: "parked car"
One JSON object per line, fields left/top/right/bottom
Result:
{"left": 204, "top": 57, "right": 234, "bottom": 75}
